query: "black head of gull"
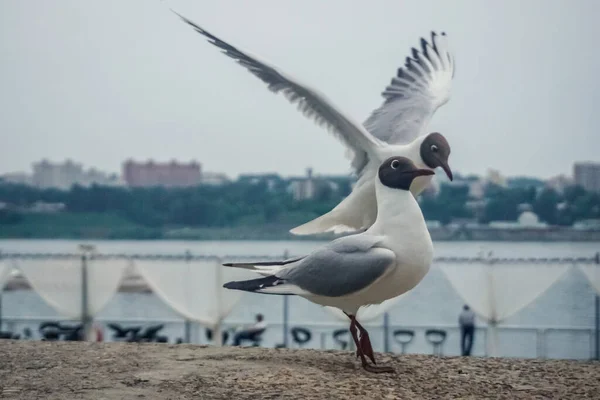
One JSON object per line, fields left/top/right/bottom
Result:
{"left": 378, "top": 156, "right": 435, "bottom": 191}
{"left": 420, "top": 132, "right": 453, "bottom": 181}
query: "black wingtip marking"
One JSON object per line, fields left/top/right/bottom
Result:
{"left": 223, "top": 281, "right": 236, "bottom": 289}
{"left": 430, "top": 32, "right": 440, "bottom": 54}
{"left": 411, "top": 47, "right": 420, "bottom": 60}
{"left": 382, "top": 30, "right": 452, "bottom": 102}
{"left": 420, "top": 37, "right": 430, "bottom": 58}
{"left": 222, "top": 262, "right": 233, "bottom": 267}
{"left": 405, "top": 56, "right": 419, "bottom": 73}
{"left": 223, "top": 275, "right": 287, "bottom": 293}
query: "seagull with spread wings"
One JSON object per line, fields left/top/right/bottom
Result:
{"left": 173, "top": 11, "right": 455, "bottom": 235}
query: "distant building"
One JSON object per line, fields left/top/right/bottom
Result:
{"left": 122, "top": 159, "right": 202, "bottom": 188}
{"left": 201, "top": 172, "right": 230, "bottom": 186}
{"left": 238, "top": 173, "right": 282, "bottom": 191}
{"left": 285, "top": 168, "right": 351, "bottom": 201}
{"left": 546, "top": 174, "right": 573, "bottom": 193}
{"left": 288, "top": 168, "right": 317, "bottom": 201}
{"left": 574, "top": 162, "right": 600, "bottom": 193}
{"left": 32, "top": 159, "right": 83, "bottom": 189}
{"left": 489, "top": 211, "right": 547, "bottom": 229}
{"left": 31, "top": 159, "right": 121, "bottom": 189}
{"left": 486, "top": 169, "right": 507, "bottom": 187}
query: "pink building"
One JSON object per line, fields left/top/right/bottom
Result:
{"left": 122, "top": 159, "right": 202, "bottom": 188}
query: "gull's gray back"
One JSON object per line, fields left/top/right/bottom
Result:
{"left": 277, "top": 234, "right": 395, "bottom": 297}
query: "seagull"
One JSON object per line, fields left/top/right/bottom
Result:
{"left": 223, "top": 156, "right": 435, "bottom": 373}
{"left": 173, "top": 12, "right": 455, "bottom": 235}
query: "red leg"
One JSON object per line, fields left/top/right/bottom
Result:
{"left": 348, "top": 316, "right": 361, "bottom": 358}
{"left": 345, "top": 313, "right": 376, "bottom": 364}
{"left": 354, "top": 319, "right": 376, "bottom": 365}
{"left": 344, "top": 312, "right": 360, "bottom": 358}
{"left": 345, "top": 313, "right": 394, "bottom": 374}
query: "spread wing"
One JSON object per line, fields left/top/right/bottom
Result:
{"left": 363, "top": 32, "right": 454, "bottom": 146}
{"left": 174, "top": 11, "right": 384, "bottom": 166}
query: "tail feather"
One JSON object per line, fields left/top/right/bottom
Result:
{"left": 223, "top": 257, "right": 304, "bottom": 276}
{"left": 223, "top": 275, "right": 305, "bottom": 295}
{"left": 223, "top": 275, "right": 284, "bottom": 291}
{"left": 223, "top": 257, "right": 304, "bottom": 267}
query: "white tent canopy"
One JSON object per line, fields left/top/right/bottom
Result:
{"left": 579, "top": 264, "right": 600, "bottom": 295}
{"left": 134, "top": 259, "right": 257, "bottom": 331}
{"left": 16, "top": 258, "right": 128, "bottom": 319}
{"left": 439, "top": 262, "right": 571, "bottom": 355}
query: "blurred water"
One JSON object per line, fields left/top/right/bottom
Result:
{"left": 1, "top": 238, "right": 599, "bottom": 258}
{"left": 1, "top": 239, "right": 598, "bottom": 359}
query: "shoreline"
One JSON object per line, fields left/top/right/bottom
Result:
{"left": 1, "top": 227, "right": 600, "bottom": 242}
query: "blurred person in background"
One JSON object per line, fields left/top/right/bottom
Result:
{"left": 233, "top": 313, "right": 267, "bottom": 346}
{"left": 459, "top": 304, "right": 476, "bottom": 356}
{"left": 22, "top": 327, "right": 33, "bottom": 340}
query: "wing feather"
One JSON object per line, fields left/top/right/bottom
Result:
{"left": 173, "top": 11, "right": 384, "bottom": 164}
{"left": 277, "top": 235, "right": 395, "bottom": 297}
{"left": 362, "top": 31, "right": 455, "bottom": 147}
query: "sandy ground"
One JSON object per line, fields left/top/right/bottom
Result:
{"left": 0, "top": 341, "right": 598, "bottom": 399}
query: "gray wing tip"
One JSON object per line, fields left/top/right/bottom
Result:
{"left": 171, "top": 10, "right": 233, "bottom": 52}
{"left": 172, "top": 10, "right": 274, "bottom": 84}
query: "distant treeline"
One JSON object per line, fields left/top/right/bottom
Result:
{"left": 0, "top": 180, "right": 598, "bottom": 232}
{"left": 420, "top": 183, "right": 600, "bottom": 226}
{"left": 0, "top": 181, "right": 347, "bottom": 229}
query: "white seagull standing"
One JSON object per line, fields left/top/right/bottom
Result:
{"left": 173, "top": 12, "right": 455, "bottom": 235}
{"left": 223, "top": 156, "right": 435, "bottom": 373}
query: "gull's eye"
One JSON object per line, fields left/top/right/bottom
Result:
{"left": 391, "top": 160, "right": 400, "bottom": 169}
{"left": 431, "top": 144, "right": 439, "bottom": 152}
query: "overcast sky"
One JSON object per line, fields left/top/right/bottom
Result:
{"left": 1, "top": 0, "right": 598, "bottom": 179}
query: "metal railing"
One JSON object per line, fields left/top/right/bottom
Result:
{"left": 1, "top": 250, "right": 599, "bottom": 360}
{"left": 1, "top": 251, "right": 598, "bottom": 263}
{"left": 0, "top": 315, "right": 595, "bottom": 360}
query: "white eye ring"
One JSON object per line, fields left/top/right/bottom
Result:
{"left": 390, "top": 160, "right": 400, "bottom": 169}
{"left": 431, "top": 144, "right": 439, "bottom": 152}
